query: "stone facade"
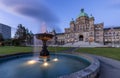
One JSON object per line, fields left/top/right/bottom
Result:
{"left": 104, "top": 27, "right": 120, "bottom": 45}
{"left": 64, "top": 9, "right": 104, "bottom": 44}
{"left": 52, "top": 9, "right": 120, "bottom": 45}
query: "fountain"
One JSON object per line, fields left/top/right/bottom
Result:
{"left": 36, "top": 33, "right": 53, "bottom": 60}
{"left": 0, "top": 31, "right": 100, "bottom": 78}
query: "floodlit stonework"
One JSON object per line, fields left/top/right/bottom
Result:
{"left": 52, "top": 9, "right": 120, "bottom": 46}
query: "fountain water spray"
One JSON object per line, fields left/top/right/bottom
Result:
{"left": 33, "top": 35, "right": 42, "bottom": 58}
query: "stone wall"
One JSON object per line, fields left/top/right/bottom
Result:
{"left": 59, "top": 52, "right": 100, "bottom": 78}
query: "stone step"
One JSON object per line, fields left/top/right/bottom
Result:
{"left": 63, "top": 41, "right": 103, "bottom": 47}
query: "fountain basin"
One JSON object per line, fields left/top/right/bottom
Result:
{"left": 36, "top": 33, "right": 53, "bottom": 41}
{"left": 0, "top": 53, "right": 92, "bottom": 78}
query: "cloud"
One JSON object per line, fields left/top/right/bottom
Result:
{"left": 109, "top": 0, "right": 120, "bottom": 4}
{"left": 107, "top": 0, "right": 120, "bottom": 8}
{"left": 0, "top": 0, "right": 61, "bottom": 32}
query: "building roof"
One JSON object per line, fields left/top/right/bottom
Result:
{"left": 113, "top": 27, "right": 120, "bottom": 29}
{"left": 70, "top": 18, "right": 75, "bottom": 23}
{"left": 104, "top": 26, "right": 120, "bottom": 30}
{"left": 104, "top": 28, "right": 111, "bottom": 30}
{"left": 89, "top": 14, "right": 94, "bottom": 18}
{"left": 56, "top": 33, "right": 64, "bottom": 35}
{"left": 78, "top": 9, "right": 88, "bottom": 18}
{"left": 0, "top": 23, "right": 11, "bottom": 28}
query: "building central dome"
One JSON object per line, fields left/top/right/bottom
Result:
{"left": 78, "top": 8, "right": 88, "bottom": 17}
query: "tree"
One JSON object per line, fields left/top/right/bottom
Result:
{"left": 0, "top": 33, "right": 4, "bottom": 41}
{"left": 3, "top": 39, "right": 12, "bottom": 46}
{"left": 0, "top": 33, "right": 4, "bottom": 46}
{"left": 14, "top": 24, "right": 34, "bottom": 46}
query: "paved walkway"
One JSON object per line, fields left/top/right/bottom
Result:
{"left": 93, "top": 55, "right": 120, "bottom": 78}
{"left": 62, "top": 47, "right": 120, "bottom": 78}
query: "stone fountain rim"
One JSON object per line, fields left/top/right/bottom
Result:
{"left": 59, "top": 52, "right": 100, "bottom": 78}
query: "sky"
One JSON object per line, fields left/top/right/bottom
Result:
{"left": 0, "top": 0, "right": 120, "bottom": 37}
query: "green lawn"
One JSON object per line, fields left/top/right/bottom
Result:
{"left": 1, "top": 46, "right": 120, "bottom": 61}
{"left": 0, "top": 46, "right": 33, "bottom": 55}
{"left": 0, "top": 46, "right": 70, "bottom": 55}
{"left": 76, "top": 48, "right": 120, "bottom": 61}
{"left": 48, "top": 47, "right": 70, "bottom": 52}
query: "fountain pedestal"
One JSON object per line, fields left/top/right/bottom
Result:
{"left": 36, "top": 33, "right": 53, "bottom": 59}
{"left": 40, "top": 40, "right": 49, "bottom": 58}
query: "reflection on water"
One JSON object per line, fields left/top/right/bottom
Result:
{"left": 53, "top": 58, "right": 58, "bottom": 62}
{"left": 43, "top": 62, "right": 49, "bottom": 67}
{"left": 27, "top": 60, "right": 37, "bottom": 65}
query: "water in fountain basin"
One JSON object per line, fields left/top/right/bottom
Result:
{"left": 0, "top": 54, "right": 90, "bottom": 78}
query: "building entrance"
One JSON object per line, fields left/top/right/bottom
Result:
{"left": 79, "top": 35, "right": 83, "bottom": 41}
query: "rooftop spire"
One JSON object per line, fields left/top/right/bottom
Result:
{"left": 90, "top": 14, "right": 94, "bottom": 19}
{"left": 81, "top": 8, "right": 84, "bottom": 13}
